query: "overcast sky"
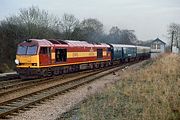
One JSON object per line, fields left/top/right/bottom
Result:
{"left": 0, "top": 0, "right": 180, "bottom": 42}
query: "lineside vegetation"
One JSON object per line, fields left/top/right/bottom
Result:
{"left": 0, "top": 6, "right": 138, "bottom": 73}
{"left": 61, "top": 54, "right": 180, "bottom": 120}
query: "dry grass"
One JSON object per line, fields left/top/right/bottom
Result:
{"left": 61, "top": 54, "right": 180, "bottom": 120}
{"left": 115, "top": 54, "right": 180, "bottom": 120}
{"left": 0, "top": 63, "right": 13, "bottom": 73}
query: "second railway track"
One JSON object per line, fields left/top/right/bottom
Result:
{"left": 0, "top": 62, "right": 136, "bottom": 118}
{"left": 0, "top": 69, "right": 97, "bottom": 96}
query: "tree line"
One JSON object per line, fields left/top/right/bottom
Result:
{"left": 0, "top": 6, "right": 138, "bottom": 72}
{"left": 0, "top": 6, "right": 178, "bottom": 72}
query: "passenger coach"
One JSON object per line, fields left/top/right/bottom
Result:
{"left": 109, "top": 44, "right": 137, "bottom": 63}
{"left": 109, "top": 44, "right": 150, "bottom": 63}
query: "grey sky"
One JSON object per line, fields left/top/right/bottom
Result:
{"left": 0, "top": 0, "right": 180, "bottom": 42}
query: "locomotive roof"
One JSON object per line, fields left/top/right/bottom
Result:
{"left": 19, "top": 39, "right": 53, "bottom": 47}
{"left": 64, "top": 40, "right": 94, "bottom": 47}
{"left": 47, "top": 39, "right": 110, "bottom": 48}
{"left": 19, "top": 39, "right": 110, "bottom": 48}
{"left": 64, "top": 40, "right": 110, "bottom": 48}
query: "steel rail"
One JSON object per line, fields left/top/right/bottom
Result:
{"left": 0, "top": 74, "right": 19, "bottom": 81}
{"left": 0, "top": 79, "right": 22, "bottom": 87}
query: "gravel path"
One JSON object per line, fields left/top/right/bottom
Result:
{"left": 8, "top": 61, "right": 147, "bottom": 120}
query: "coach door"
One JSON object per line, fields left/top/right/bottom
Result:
{"left": 39, "top": 47, "right": 51, "bottom": 66}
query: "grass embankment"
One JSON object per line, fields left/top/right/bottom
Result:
{"left": 61, "top": 54, "right": 180, "bottom": 120}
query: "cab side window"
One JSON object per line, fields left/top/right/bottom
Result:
{"left": 40, "top": 47, "right": 51, "bottom": 55}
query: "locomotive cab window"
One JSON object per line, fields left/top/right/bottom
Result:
{"left": 27, "top": 46, "right": 37, "bottom": 55}
{"left": 17, "top": 45, "right": 38, "bottom": 55}
{"left": 55, "top": 49, "right": 67, "bottom": 62}
{"left": 17, "top": 45, "right": 27, "bottom": 55}
{"left": 97, "top": 49, "right": 103, "bottom": 59}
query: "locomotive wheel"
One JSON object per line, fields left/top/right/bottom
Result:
{"left": 53, "top": 67, "right": 60, "bottom": 76}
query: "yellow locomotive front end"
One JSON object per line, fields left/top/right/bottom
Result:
{"left": 16, "top": 54, "right": 39, "bottom": 68}
{"left": 15, "top": 40, "right": 40, "bottom": 79}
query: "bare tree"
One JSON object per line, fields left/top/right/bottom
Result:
{"left": 71, "top": 27, "right": 85, "bottom": 40}
{"left": 80, "top": 18, "right": 104, "bottom": 42}
{"left": 108, "top": 26, "right": 121, "bottom": 43}
{"left": 109, "top": 26, "right": 120, "bottom": 35}
{"left": 0, "top": 6, "right": 62, "bottom": 72}
{"left": 6, "top": 6, "right": 61, "bottom": 39}
{"left": 120, "top": 30, "right": 137, "bottom": 44}
{"left": 168, "top": 23, "right": 180, "bottom": 48}
{"left": 60, "top": 13, "right": 79, "bottom": 39}
{"left": 107, "top": 26, "right": 137, "bottom": 44}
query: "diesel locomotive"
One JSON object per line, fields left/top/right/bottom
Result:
{"left": 15, "top": 39, "right": 150, "bottom": 79}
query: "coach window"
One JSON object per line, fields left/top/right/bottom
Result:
{"left": 55, "top": 49, "right": 67, "bottom": 62}
{"left": 97, "top": 49, "right": 103, "bottom": 59}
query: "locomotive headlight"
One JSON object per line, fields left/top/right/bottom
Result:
{"left": 15, "top": 59, "right": 19, "bottom": 65}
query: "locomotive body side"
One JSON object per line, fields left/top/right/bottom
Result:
{"left": 15, "top": 39, "right": 111, "bottom": 79}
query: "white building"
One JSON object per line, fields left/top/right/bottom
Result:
{"left": 150, "top": 38, "right": 166, "bottom": 53}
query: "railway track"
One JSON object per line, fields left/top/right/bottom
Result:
{"left": 0, "top": 74, "right": 19, "bottom": 81}
{"left": 0, "top": 79, "right": 22, "bottom": 87}
{"left": 0, "top": 69, "right": 98, "bottom": 99}
{"left": 0, "top": 74, "right": 21, "bottom": 90}
{"left": 0, "top": 62, "right": 135, "bottom": 118}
